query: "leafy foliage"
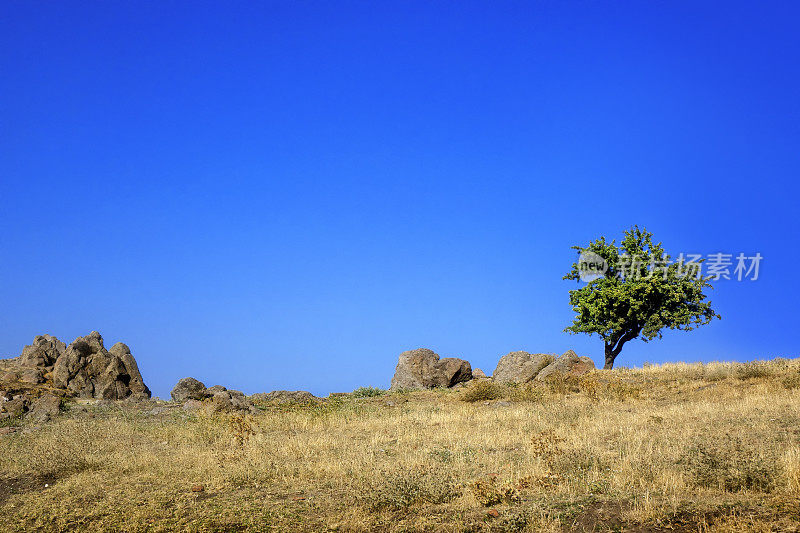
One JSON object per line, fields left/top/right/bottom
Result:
{"left": 564, "top": 226, "right": 720, "bottom": 368}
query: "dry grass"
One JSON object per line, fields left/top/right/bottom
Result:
{"left": 2, "top": 358, "right": 800, "bottom": 531}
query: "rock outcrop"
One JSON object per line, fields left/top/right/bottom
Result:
{"left": 53, "top": 332, "right": 151, "bottom": 400}
{"left": 389, "top": 348, "right": 472, "bottom": 390}
{"left": 535, "top": 350, "right": 596, "bottom": 381}
{"left": 472, "top": 368, "right": 487, "bottom": 379}
{"left": 1, "top": 332, "right": 150, "bottom": 402}
{"left": 20, "top": 335, "right": 66, "bottom": 368}
{"left": 492, "top": 351, "right": 555, "bottom": 384}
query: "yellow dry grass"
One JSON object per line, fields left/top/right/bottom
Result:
{"left": 2, "top": 358, "right": 800, "bottom": 532}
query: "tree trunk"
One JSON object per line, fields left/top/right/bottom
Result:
{"left": 604, "top": 342, "right": 616, "bottom": 369}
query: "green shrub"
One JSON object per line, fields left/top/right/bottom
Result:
{"left": 351, "top": 386, "right": 387, "bottom": 398}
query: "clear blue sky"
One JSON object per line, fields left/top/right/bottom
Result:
{"left": 2, "top": 2, "right": 798, "bottom": 398}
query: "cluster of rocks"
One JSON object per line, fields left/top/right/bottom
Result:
{"left": 0, "top": 391, "right": 63, "bottom": 423}
{"left": 170, "top": 377, "right": 320, "bottom": 414}
{"left": 389, "top": 347, "right": 596, "bottom": 390}
{"left": 2, "top": 332, "right": 150, "bottom": 400}
{"left": 171, "top": 377, "right": 253, "bottom": 413}
{"left": 0, "top": 332, "right": 151, "bottom": 423}
{"left": 389, "top": 348, "right": 473, "bottom": 389}
{"left": 493, "top": 349, "right": 595, "bottom": 383}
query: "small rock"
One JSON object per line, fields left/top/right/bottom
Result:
{"left": 472, "top": 368, "right": 487, "bottom": 379}
{"left": 191, "top": 485, "right": 204, "bottom": 492}
{"left": 250, "top": 391, "right": 318, "bottom": 404}
{"left": 487, "top": 509, "right": 500, "bottom": 518}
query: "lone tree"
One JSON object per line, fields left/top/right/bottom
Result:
{"left": 564, "top": 226, "right": 720, "bottom": 369}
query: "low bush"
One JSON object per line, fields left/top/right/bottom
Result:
{"left": 352, "top": 386, "right": 387, "bottom": 398}
{"left": 469, "top": 474, "right": 519, "bottom": 506}
{"left": 460, "top": 380, "right": 503, "bottom": 402}
{"left": 363, "top": 468, "right": 459, "bottom": 510}
{"left": 736, "top": 362, "right": 772, "bottom": 380}
{"left": 685, "top": 437, "right": 777, "bottom": 493}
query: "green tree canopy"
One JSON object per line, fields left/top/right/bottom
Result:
{"left": 564, "top": 226, "right": 720, "bottom": 369}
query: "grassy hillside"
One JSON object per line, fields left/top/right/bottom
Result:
{"left": 2, "top": 359, "right": 800, "bottom": 532}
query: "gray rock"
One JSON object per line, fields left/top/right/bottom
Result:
{"left": 208, "top": 391, "right": 233, "bottom": 413}
{"left": 52, "top": 332, "right": 151, "bottom": 400}
{"left": 19, "top": 366, "right": 45, "bottom": 385}
{"left": 389, "top": 348, "right": 473, "bottom": 390}
{"left": 108, "top": 343, "right": 151, "bottom": 399}
{"left": 472, "top": 368, "right": 488, "bottom": 379}
{"left": 27, "top": 393, "right": 61, "bottom": 422}
{"left": 171, "top": 377, "right": 207, "bottom": 402}
{"left": 251, "top": 390, "right": 318, "bottom": 404}
{"left": 535, "top": 350, "right": 595, "bottom": 381}
{"left": 493, "top": 351, "right": 555, "bottom": 384}
{"left": 2, "top": 396, "right": 28, "bottom": 417}
{"left": 206, "top": 385, "right": 227, "bottom": 394}
{"left": 227, "top": 390, "right": 250, "bottom": 410}
{"left": 20, "top": 334, "right": 66, "bottom": 368}
{"left": 196, "top": 390, "right": 253, "bottom": 414}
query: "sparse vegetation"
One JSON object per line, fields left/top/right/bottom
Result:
{"left": 460, "top": 379, "right": 503, "bottom": 402}
{"left": 351, "top": 386, "right": 387, "bottom": 398}
{"left": 2, "top": 358, "right": 800, "bottom": 531}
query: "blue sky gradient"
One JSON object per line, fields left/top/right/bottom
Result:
{"left": 2, "top": 1, "right": 798, "bottom": 398}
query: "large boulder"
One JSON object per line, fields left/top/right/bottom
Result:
{"left": 171, "top": 377, "right": 207, "bottom": 402}
{"left": 20, "top": 335, "right": 66, "bottom": 368}
{"left": 108, "top": 343, "right": 151, "bottom": 399}
{"left": 52, "top": 332, "right": 151, "bottom": 400}
{"left": 389, "top": 348, "right": 472, "bottom": 390}
{"left": 535, "top": 350, "right": 596, "bottom": 381}
{"left": 492, "top": 351, "right": 555, "bottom": 384}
